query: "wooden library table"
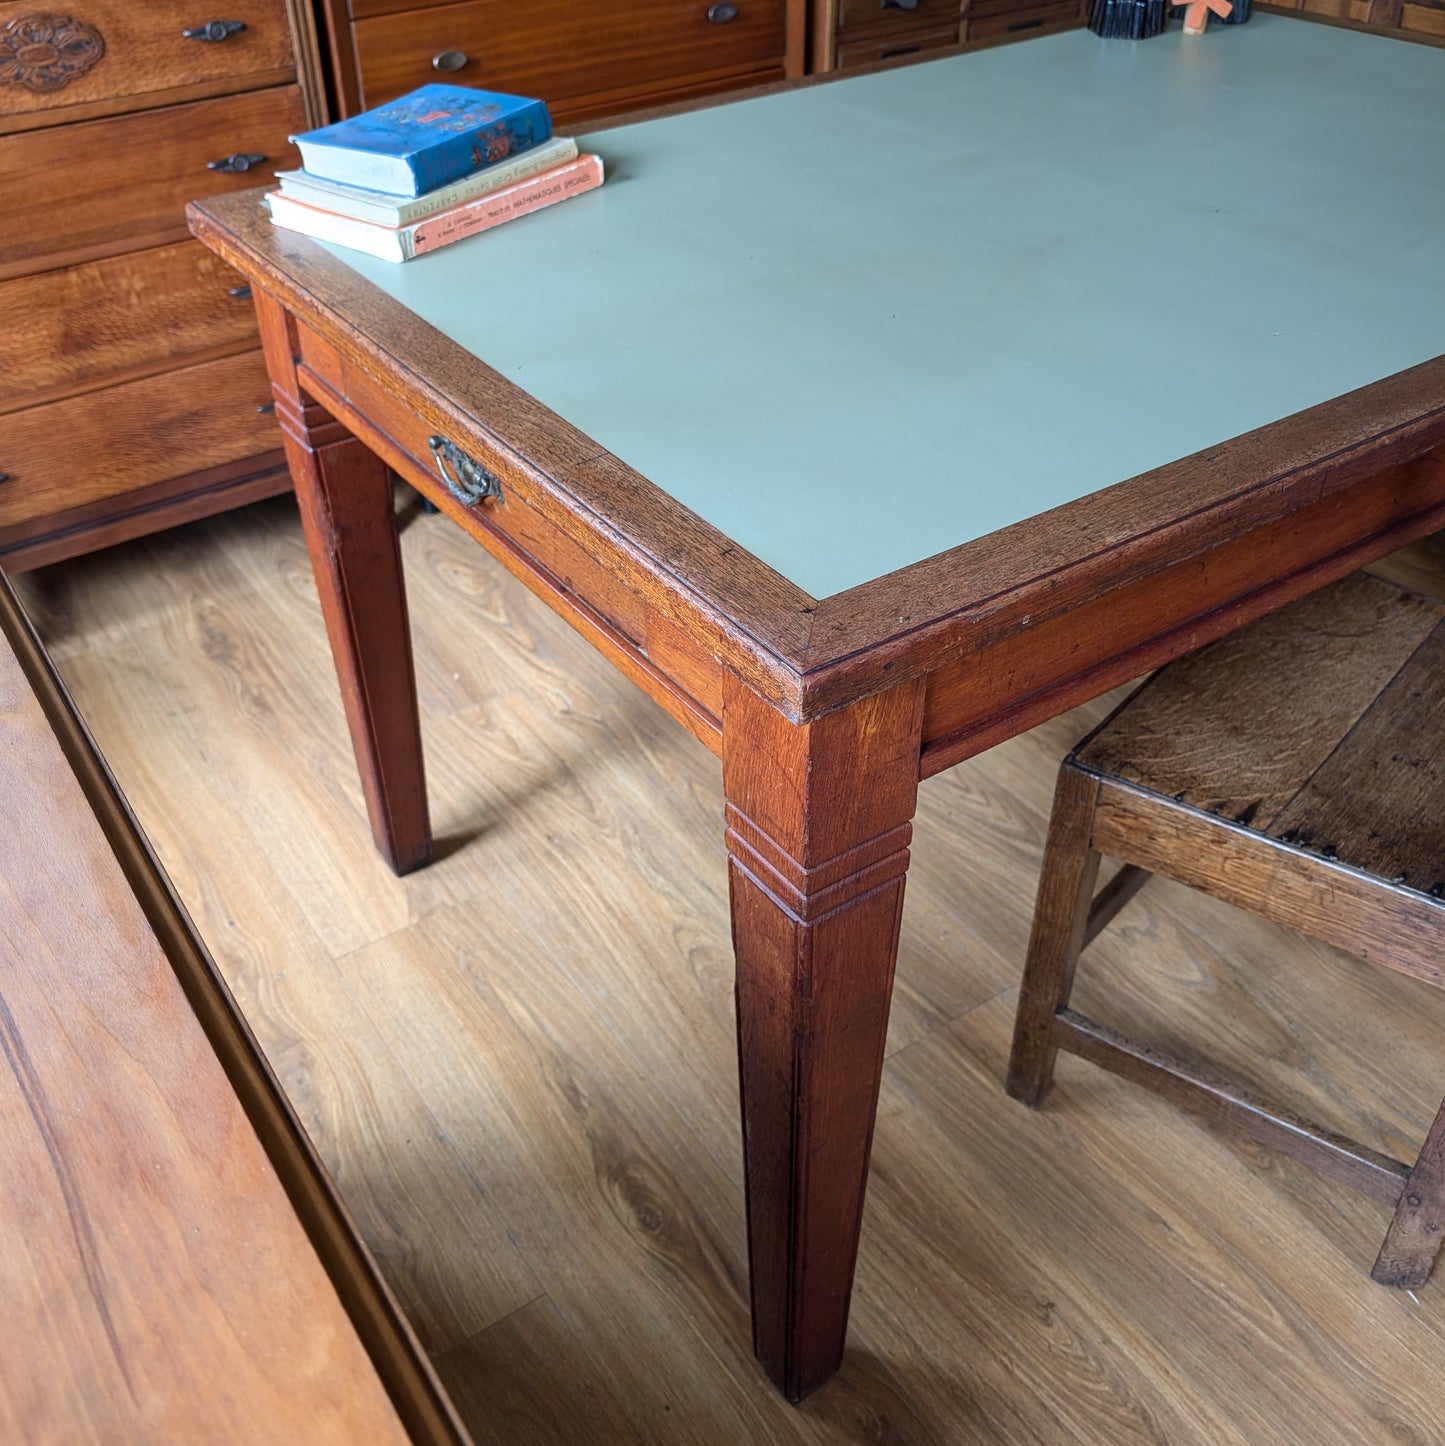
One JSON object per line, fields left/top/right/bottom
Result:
{"left": 189, "top": 18, "right": 1445, "bottom": 1401}
{"left": 0, "top": 571, "right": 469, "bottom": 1442}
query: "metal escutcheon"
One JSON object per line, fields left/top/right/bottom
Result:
{"left": 707, "top": 1, "right": 739, "bottom": 20}
{"left": 431, "top": 48, "right": 468, "bottom": 71}
{"left": 428, "top": 436, "right": 503, "bottom": 506}
{"left": 183, "top": 19, "right": 247, "bottom": 40}
{"left": 208, "top": 152, "right": 267, "bottom": 173}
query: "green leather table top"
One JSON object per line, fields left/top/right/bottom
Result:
{"left": 321, "top": 17, "right": 1445, "bottom": 598}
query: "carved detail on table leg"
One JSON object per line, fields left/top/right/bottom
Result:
{"left": 722, "top": 673, "right": 924, "bottom": 1400}
{"left": 263, "top": 325, "right": 431, "bottom": 876}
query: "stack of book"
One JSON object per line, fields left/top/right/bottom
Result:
{"left": 267, "top": 83, "right": 603, "bottom": 263}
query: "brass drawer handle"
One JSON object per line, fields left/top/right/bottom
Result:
{"left": 431, "top": 48, "right": 468, "bottom": 72}
{"left": 707, "top": 2, "right": 739, "bottom": 20}
{"left": 208, "top": 152, "right": 267, "bottom": 173}
{"left": 183, "top": 19, "right": 247, "bottom": 41}
{"left": 428, "top": 436, "right": 502, "bottom": 506}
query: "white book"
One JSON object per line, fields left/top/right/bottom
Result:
{"left": 273, "top": 136, "right": 580, "bottom": 227}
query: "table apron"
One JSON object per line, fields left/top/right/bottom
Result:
{"left": 291, "top": 352, "right": 727, "bottom": 756}
{"left": 920, "top": 446, "right": 1445, "bottom": 777}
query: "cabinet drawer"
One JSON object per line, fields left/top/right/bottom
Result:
{"left": 964, "top": 0, "right": 1079, "bottom": 40}
{"left": 835, "top": 24, "right": 958, "bottom": 64}
{"left": 836, "top": 0, "right": 959, "bottom": 35}
{"left": 0, "top": 350, "right": 280, "bottom": 529}
{"left": 1401, "top": 1, "right": 1445, "bottom": 34}
{"left": 2, "top": 241, "right": 257, "bottom": 412}
{"left": 0, "top": 1, "right": 295, "bottom": 126}
{"left": 350, "top": 0, "right": 788, "bottom": 114}
{"left": 1, "top": 85, "right": 304, "bottom": 279}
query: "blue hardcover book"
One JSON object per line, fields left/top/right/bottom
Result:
{"left": 290, "top": 84, "right": 553, "bottom": 198}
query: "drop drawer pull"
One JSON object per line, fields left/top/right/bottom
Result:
{"left": 208, "top": 152, "right": 267, "bottom": 173}
{"left": 428, "top": 436, "right": 502, "bottom": 506}
{"left": 432, "top": 49, "right": 468, "bottom": 71}
{"left": 184, "top": 20, "right": 247, "bottom": 41}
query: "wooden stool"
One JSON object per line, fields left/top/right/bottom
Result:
{"left": 1007, "top": 570, "right": 1445, "bottom": 1289}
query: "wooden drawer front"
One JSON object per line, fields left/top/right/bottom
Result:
{"left": 292, "top": 325, "right": 727, "bottom": 733}
{"left": 836, "top": 24, "right": 958, "bottom": 63}
{"left": 2, "top": 242, "right": 257, "bottom": 412}
{"left": 1401, "top": 0, "right": 1445, "bottom": 34}
{"left": 964, "top": 0, "right": 1080, "bottom": 40}
{"left": 0, "top": 350, "right": 280, "bottom": 528}
{"left": 1, "top": 85, "right": 304, "bottom": 279}
{"left": 836, "top": 0, "right": 960, "bottom": 35}
{"left": 0, "top": 1, "right": 295, "bottom": 125}
{"left": 350, "top": 0, "right": 788, "bottom": 114}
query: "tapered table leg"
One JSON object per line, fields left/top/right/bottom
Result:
{"left": 273, "top": 386, "right": 431, "bottom": 875}
{"left": 722, "top": 673, "right": 924, "bottom": 1400}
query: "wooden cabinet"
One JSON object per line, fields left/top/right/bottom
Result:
{"left": 814, "top": 0, "right": 1086, "bottom": 71}
{"left": 0, "top": 2, "right": 328, "bottom": 570}
{"left": 317, "top": 0, "right": 807, "bottom": 126}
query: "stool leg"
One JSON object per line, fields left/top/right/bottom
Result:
{"left": 1372, "top": 1094, "right": 1445, "bottom": 1289}
{"left": 1007, "top": 764, "right": 1101, "bottom": 1108}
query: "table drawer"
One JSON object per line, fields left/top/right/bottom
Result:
{"left": 1, "top": 85, "right": 303, "bottom": 279}
{"left": 0, "top": 0, "right": 296, "bottom": 126}
{"left": 835, "top": 0, "right": 960, "bottom": 35}
{"left": 835, "top": 24, "right": 958, "bottom": 64}
{"left": 0, "top": 350, "right": 280, "bottom": 529}
{"left": 350, "top": 0, "right": 788, "bottom": 113}
{"left": 1, "top": 241, "right": 257, "bottom": 412}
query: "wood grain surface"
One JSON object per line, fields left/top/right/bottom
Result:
{"left": 16, "top": 506, "right": 1445, "bottom": 1443}
{"left": 0, "top": 574, "right": 456, "bottom": 1443}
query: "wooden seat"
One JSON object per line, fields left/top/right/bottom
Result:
{"left": 1007, "top": 569, "right": 1445, "bottom": 1289}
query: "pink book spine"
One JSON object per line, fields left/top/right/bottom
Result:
{"left": 408, "top": 153, "right": 605, "bottom": 256}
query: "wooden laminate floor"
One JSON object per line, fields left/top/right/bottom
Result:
{"left": 15, "top": 501, "right": 1445, "bottom": 1445}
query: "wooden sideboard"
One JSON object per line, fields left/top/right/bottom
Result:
{"left": 315, "top": 0, "right": 808, "bottom": 127}
{"left": 0, "top": 1, "right": 328, "bottom": 571}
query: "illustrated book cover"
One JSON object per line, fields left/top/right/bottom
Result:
{"left": 289, "top": 84, "right": 553, "bottom": 198}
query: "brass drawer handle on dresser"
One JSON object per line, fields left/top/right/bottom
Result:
{"left": 207, "top": 152, "right": 268, "bottom": 173}
{"left": 182, "top": 20, "right": 247, "bottom": 42}
{"left": 707, "top": 2, "right": 740, "bottom": 20}
{"left": 431, "top": 48, "right": 469, "bottom": 72}
{"left": 427, "top": 436, "right": 502, "bottom": 506}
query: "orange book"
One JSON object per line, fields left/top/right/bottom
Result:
{"left": 266, "top": 153, "right": 605, "bottom": 262}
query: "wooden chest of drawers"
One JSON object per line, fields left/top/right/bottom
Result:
{"left": 318, "top": 0, "right": 807, "bottom": 127}
{"left": 0, "top": 1, "right": 327, "bottom": 570}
